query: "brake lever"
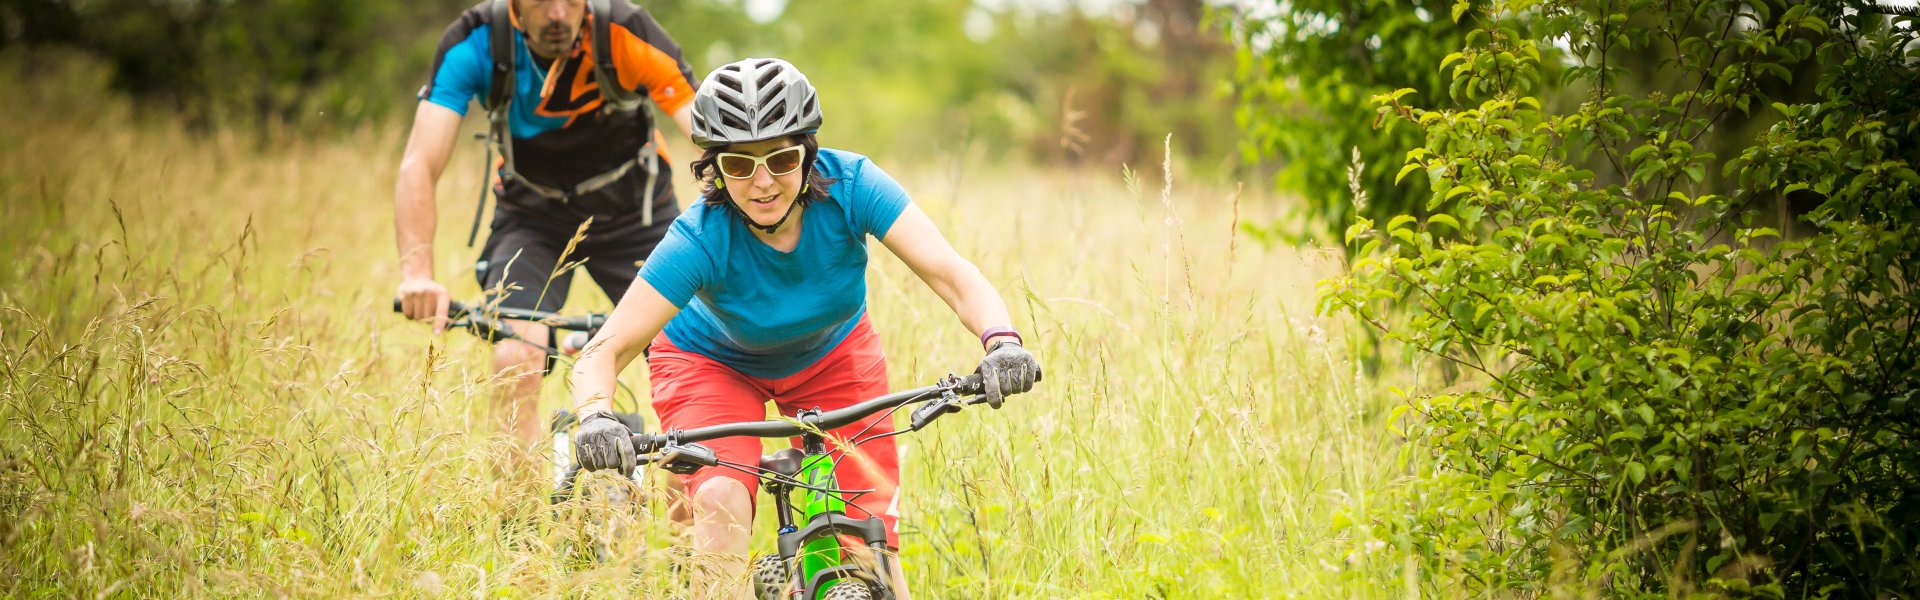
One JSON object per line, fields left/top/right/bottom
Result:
{"left": 654, "top": 443, "right": 718, "bottom": 475}
{"left": 908, "top": 388, "right": 964, "bottom": 431}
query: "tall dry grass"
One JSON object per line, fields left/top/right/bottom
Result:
{"left": 0, "top": 54, "right": 1416, "bottom": 597}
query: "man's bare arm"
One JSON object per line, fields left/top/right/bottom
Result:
{"left": 668, "top": 103, "right": 695, "bottom": 149}
{"left": 394, "top": 101, "right": 467, "bottom": 332}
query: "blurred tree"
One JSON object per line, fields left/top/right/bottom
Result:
{"left": 0, "top": 0, "right": 84, "bottom": 49}
{"left": 1010, "top": 0, "right": 1240, "bottom": 168}
{"left": 1, "top": 0, "right": 474, "bottom": 126}
{"left": 0, "top": 0, "right": 1240, "bottom": 167}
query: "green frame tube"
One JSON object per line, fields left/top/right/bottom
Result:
{"left": 794, "top": 451, "right": 845, "bottom": 590}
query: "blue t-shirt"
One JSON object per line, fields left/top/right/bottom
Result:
{"left": 641, "top": 148, "right": 911, "bottom": 378}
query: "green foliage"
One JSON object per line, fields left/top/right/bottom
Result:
{"left": 2, "top": 0, "right": 1239, "bottom": 166}
{"left": 1319, "top": 0, "right": 1919, "bottom": 594}
{"left": 1228, "top": 0, "right": 1479, "bottom": 245}
{"left": 0, "top": 0, "right": 473, "bottom": 126}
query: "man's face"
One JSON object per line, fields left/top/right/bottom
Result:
{"left": 516, "top": 0, "right": 586, "bottom": 59}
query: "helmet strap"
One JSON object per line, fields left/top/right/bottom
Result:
{"left": 746, "top": 198, "right": 801, "bottom": 234}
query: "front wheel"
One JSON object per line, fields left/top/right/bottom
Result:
{"left": 753, "top": 555, "right": 883, "bottom": 600}
{"left": 752, "top": 554, "right": 789, "bottom": 600}
{"left": 821, "top": 580, "right": 874, "bottom": 600}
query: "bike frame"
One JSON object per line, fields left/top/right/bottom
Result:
{"left": 793, "top": 440, "right": 847, "bottom": 582}
{"left": 629, "top": 374, "right": 1002, "bottom": 600}
{"left": 770, "top": 432, "right": 889, "bottom": 599}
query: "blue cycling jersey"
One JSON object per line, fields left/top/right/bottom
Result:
{"left": 640, "top": 149, "right": 912, "bottom": 378}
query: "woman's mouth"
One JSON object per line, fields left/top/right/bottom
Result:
{"left": 749, "top": 194, "right": 779, "bottom": 207}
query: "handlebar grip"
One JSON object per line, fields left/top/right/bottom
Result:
{"left": 630, "top": 432, "right": 662, "bottom": 454}
{"left": 955, "top": 368, "right": 1044, "bottom": 398}
{"left": 560, "top": 331, "right": 592, "bottom": 356}
{"left": 956, "top": 372, "right": 986, "bottom": 396}
{"left": 392, "top": 297, "right": 469, "bottom": 316}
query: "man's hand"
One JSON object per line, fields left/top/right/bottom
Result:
{"left": 574, "top": 411, "right": 637, "bottom": 473}
{"left": 976, "top": 341, "right": 1041, "bottom": 408}
{"left": 396, "top": 277, "right": 451, "bottom": 334}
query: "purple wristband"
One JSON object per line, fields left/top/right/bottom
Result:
{"left": 979, "top": 326, "right": 1022, "bottom": 349}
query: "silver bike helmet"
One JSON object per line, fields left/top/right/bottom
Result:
{"left": 690, "top": 58, "right": 823, "bottom": 148}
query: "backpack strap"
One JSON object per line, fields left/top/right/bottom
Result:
{"left": 585, "top": 0, "right": 659, "bottom": 226}
{"left": 469, "top": 0, "right": 514, "bottom": 247}
{"left": 485, "top": 0, "right": 515, "bottom": 113}
{"left": 587, "top": 0, "right": 643, "bottom": 112}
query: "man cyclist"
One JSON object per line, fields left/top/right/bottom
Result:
{"left": 394, "top": 0, "right": 699, "bottom": 451}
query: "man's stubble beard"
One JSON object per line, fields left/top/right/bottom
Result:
{"left": 531, "top": 25, "right": 576, "bottom": 58}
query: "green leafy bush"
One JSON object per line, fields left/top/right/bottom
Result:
{"left": 1320, "top": 0, "right": 1919, "bottom": 594}
{"left": 1227, "top": 0, "right": 1475, "bottom": 245}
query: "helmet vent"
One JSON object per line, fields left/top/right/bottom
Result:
{"left": 715, "top": 94, "right": 748, "bottom": 117}
{"left": 758, "top": 108, "right": 786, "bottom": 130}
{"left": 755, "top": 67, "right": 783, "bottom": 89}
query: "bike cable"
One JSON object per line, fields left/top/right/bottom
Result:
{"left": 708, "top": 458, "right": 877, "bottom": 499}
{"left": 826, "top": 400, "right": 920, "bottom": 465}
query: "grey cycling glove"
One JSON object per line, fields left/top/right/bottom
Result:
{"left": 573, "top": 411, "right": 636, "bottom": 474}
{"left": 977, "top": 341, "right": 1041, "bottom": 408}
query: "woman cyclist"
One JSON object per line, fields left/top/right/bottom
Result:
{"left": 567, "top": 57, "right": 1041, "bottom": 596}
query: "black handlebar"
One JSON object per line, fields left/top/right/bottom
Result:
{"left": 393, "top": 297, "right": 477, "bottom": 316}
{"left": 390, "top": 298, "right": 606, "bottom": 332}
{"left": 630, "top": 373, "right": 996, "bottom": 452}
{"left": 401, "top": 295, "right": 1041, "bottom": 458}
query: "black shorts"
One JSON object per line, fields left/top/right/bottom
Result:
{"left": 475, "top": 196, "right": 677, "bottom": 314}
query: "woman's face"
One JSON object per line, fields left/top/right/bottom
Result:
{"left": 716, "top": 139, "right": 806, "bottom": 229}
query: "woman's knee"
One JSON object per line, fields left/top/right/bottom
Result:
{"left": 491, "top": 339, "right": 545, "bottom": 374}
{"left": 691, "top": 476, "right": 754, "bottom": 519}
{"left": 490, "top": 321, "right": 549, "bottom": 374}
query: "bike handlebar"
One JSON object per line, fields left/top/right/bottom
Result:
{"left": 390, "top": 298, "right": 606, "bottom": 332}
{"left": 401, "top": 296, "right": 1042, "bottom": 455}
{"left": 630, "top": 372, "right": 1003, "bottom": 452}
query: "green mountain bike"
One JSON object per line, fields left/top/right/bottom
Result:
{"left": 605, "top": 371, "right": 1024, "bottom": 600}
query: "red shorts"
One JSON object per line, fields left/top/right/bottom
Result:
{"left": 647, "top": 315, "right": 902, "bottom": 548}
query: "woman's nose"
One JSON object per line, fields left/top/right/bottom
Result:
{"left": 750, "top": 165, "right": 777, "bottom": 189}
